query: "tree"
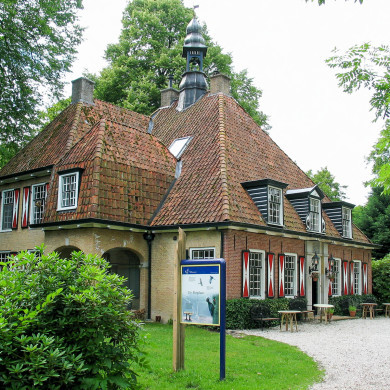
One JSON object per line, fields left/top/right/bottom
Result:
{"left": 306, "top": 166, "right": 347, "bottom": 201}
{"left": 0, "top": 247, "right": 143, "bottom": 389}
{"left": 326, "top": 43, "right": 390, "bottom": 193}
{"left": 372, "top": 255, "right": 390, "bottom": 302}
{"left": 353, "top": 186, "right": 390, "bottom": 258}
{"left": 91, "top": 0, "right": 269, "bottom": 128}
{"left": 308, "top": 0, "right": 363, "bottom": 4}
{"left": 0, "top": 0, "right": 84, "bottom": 168}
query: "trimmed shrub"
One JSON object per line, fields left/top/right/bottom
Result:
{"left": 329, "top": 294, "right": 378, "bottom": 316}
{"left": 226, "top": 297, "right": 292, "bottom": 329}
{"left": 0, "top": 247, "right": 143, "bottom": 389}
{"left": 372, "top": 255, "right": 390, "bottom": 303}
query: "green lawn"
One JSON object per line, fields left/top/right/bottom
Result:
{"left": 136, "top": 323, "right": 323, "bottom": 390}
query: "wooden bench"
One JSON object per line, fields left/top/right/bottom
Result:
{"left": 250, "top": 304, "right": 280, "bottom": 331}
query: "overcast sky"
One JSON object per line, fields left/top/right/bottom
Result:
{"left": 65, "top": 0, "right": 390, "bottom": 206}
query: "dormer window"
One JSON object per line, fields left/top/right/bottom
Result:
{"left": 342, "top": 207, "right": 352, "bottom": 238}
{"left": 308, "top": 197, "right": 321, "bottom": 232}
{"left": 242, "top": 179, "right": 288, "bottom": 227}
{"left": 57, "top": 171, "right": 80, "bottom": 211}
{"left": 286, "top": 185, "right": 325, "bottom": 234}
{"left": 268, "top": 186, "right": 282, "bottom": 225}
{"left": 169, "top": 136, "right": 192, "bottom": 159}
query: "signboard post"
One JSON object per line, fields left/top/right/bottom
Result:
{"left": 180, "top": 259, "right": 226, "bottom": 380}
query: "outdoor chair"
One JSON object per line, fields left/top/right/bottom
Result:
{"left": 250, "top": 304, "right": 280, "bottom": 331}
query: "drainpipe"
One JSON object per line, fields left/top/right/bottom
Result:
{"left": 143, "top": 231, "right": 155, "bottom": 320}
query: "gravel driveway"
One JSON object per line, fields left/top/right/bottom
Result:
{"left": 241, "top": 318, "right": 390, "bottom": 390}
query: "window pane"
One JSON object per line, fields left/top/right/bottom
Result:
{"left": 249, "top": 252, "right": 263, "bottom": 297}
{"left": 191, "top": 248, "right": 215, "bottom": 260}
{"left": 32, "top": 184, "right": 47, "bottom": 224}
{"left": 2, "top": 190, "right": 14, "bottom": 230}
{"left": 61, "top": 174, "right": 77, "bottom": 208}
{"left": 331, "top": 259, "right": 340, "bottom": 296}
{"left": 342, "top": 208, "right": 351, "bottom": 238}
{"left": 268, "top": 187, "right": 281, "bottom": 224}
{"left": 354, "top": 262, "right": 361, "bottom": 294}
{"left": 308, "top": 198, "right": 320, "bottom": 232}
{"left": 284, "top": 255, "right": 296, "bottom": 296}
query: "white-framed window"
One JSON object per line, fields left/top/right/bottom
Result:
{"left": 331, "top": 258, "right": 341, "bottom": 296}
{"left": 268, "top": 186, "right": 283, "bottom": 225}
{"left": 284, "top": 253, "right": 297, "bottom": 297}
{"left": 308, "top": 197, "right": 321, "bottom": 232}
{"left": 190, "top": 247, "right": 215, "bottom": 260}
{"left": 342, "top": 207, "right": 352, "bottom": 238}
{"left": 30, "top": 183, "right": 47, "bottom": 224}
{"left": 249, "top": 250, "right": 265, "bottom": 299}
{"left": 28, "top": 249, "right": 42, "bottom": 259}
{"left": 1, "top": 189, "right": 14, "bottom": 231}
{"left": 57, "top": 172, "right": 79, "bottom": 211}
{"left": 353, "top": 260, "right": 362, "bottom": 295}
{"left": 0, "top": 251, "right": 11, "bottom": 262}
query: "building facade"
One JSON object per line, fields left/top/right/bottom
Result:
{"left": 0, "top": 17, "right": 375, "bottom": 322}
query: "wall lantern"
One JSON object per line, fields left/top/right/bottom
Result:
{"left": 309, "top": 251, "right": 319, "bottom": 274}
{"left": 325, "top": 254, "right": 335, "bottom": 279}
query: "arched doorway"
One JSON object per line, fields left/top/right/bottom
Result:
{"left": 103, "top": 248, "right": 141, "bottom": 310}
{"left": 55, "top": 246, "right": 82, "bottom": 259}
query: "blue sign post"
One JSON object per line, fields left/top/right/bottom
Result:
{"left": 181, "top": 259, "right": 226, "bottom": 381}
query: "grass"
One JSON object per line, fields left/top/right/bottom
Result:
{"left": 136, "top": 323, "right": 323, "bottom": 390}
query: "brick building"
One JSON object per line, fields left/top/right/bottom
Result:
{"left": 0, "top": 17, "right": 375, "bottom": 321}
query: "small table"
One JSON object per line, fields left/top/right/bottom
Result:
{"left": 383, "top": 303, "right": 390, "bottom": 318}
{"left": 313, "top": 304, "right": 334, "bottom": 323}
{"left": 361, "top": 303, "right": 377, "bottom": 319}
{"left": 278, "top": 310, "right": 300, "bottom": 332}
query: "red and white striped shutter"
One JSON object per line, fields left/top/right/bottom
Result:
{"left": 12, "top": 189, "right": 20, "bottom": 229}
{"left": 279, "top": 254, "right": 285, "bottom": 297}
{"left": 267, "top": 253, "right": 274, "bottom": 297}
{"left": 342, "top": 261, "right": 348, "bottom": 295}
{"left": 242, "top": 250, "right": 250, "bottom": 298}
{"left": 350, "top": 262, "right": 354, "bottom": 295}
{"left": 328, "top": 279, "right": 332, "bottom": 297}
{"left": 299, "top": 256, "right": 305, "bottom": 296}
{"left": 363, "top": 263, "right": 368, "bottom": 295}
{"left": 22, "top": 187, "right": 30, "bottom": 228}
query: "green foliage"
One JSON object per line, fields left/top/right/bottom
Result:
{"left": 329, "top": 294, "right": 377, "bottom": 316}
{"left": 307, "top": 166, "right": 347, "bottom": 201}
{"left": 353, "top": 186, "right": 390, "bottom": 258}
{"left": 326, "top": 43, "right": 390, "bottom": 193}
{"left": 372, "top": 255, "right": 390, "bottom": 302}
{"left": 91, "top": 0, "right": 269, "bottom": 128}
{"left": 0, "top": 247, "right": 143, "bottom": 389}
{"left": 226, "top": 298, "right": 292, "bottom": 329}
{"left": 0, "top": 0, "right": 83, "bottom": 168}
{"left": 308, "top": 0, "right": 363, "bottom": 4}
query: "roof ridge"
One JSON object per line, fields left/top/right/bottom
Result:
{"left": 65, "top": 102, "right": 83, "bottom": 152}
{"left": 218, "top": 94, "right": 230, "bottom": 221}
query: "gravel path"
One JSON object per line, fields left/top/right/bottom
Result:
{"left": 241, "top": 318, "right": 390, "bottom": 390}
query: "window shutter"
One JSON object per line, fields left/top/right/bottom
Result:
{"left": 299, "top": 256, "right": 305, "bottom": 297}
{"left": 363, "top": 263, "right": 368, "bottom": 295}
{"left": 278, "top": 254, "right": 285, "bottom": 297}
{"left": 12, "top": 189, "right": 20, "bottom": 229}
{"left": 342, "top": 260, "right": 348, "bottom": 295}
{"left": 22, "top": 187, "right": 30, "bottom": 228}
{"left": 242, "top": 250, "right": 250, "bottom": 298}
{"left": 350, "top": 262, "right": 354, "bottom": 295}
{"left": 328, "top": 279, "right": 332, "bottom": 297}
{"left": 267, "top": 253, "right": 275, "bottom": 297}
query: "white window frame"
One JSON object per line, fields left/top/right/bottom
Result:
{"left": 308, "top": 197, "right": 321, "bottom": 233}
{"left": 342, "top": 207, "right": 352, "bottom": 238}
{"left": 353, "top": 260, "right": 362, "bottom": 295}
{"left": 57, "top": 172, "right": 79, "bottom": 211}
{"left": 1, "top": 189, "right": 14, "bottom": 232}
{"left": 331, "top": 258, "right": 341, "bottom": 296}
{"left": 268, "top": 186, "right": 283, "bottom": 226}
{"left": 248, "top": 249, "right": 266, "bottom": 299}
{"left": 189, "top": 247, "right": 215, "bottom": 260}
{"left": 30, "top": 183, "right": 47, "bottom": 224}
{"left": 284, "top": 253, "right": 297, "bottom": 298}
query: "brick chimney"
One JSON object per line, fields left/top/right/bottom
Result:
{"left": 161, "top": 75, "right": 179, "bottom": 107}
{"left": 71, "top": 77, "right": 95, "bottom": 105}
{"left": 210, "top": 73, "right": 231, "bottom": 95}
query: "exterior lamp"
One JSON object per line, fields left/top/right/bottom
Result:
{"left": 309, "top": 251, "right": 319, "bottom": 274}
{"left": 326, "top": 254, "right": 335, "bottom": 279}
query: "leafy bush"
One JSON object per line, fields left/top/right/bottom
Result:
{"left": 0, "top": 247, "right": 143, "bottom": 389}
{"left": 372, "top": 255, "right": 390, "bottom": 302}
{"left": 226, "top": 298, "right": 292, "bottom": 329}
{"left": 329, "top": 294, "right": 378, "bottom": 316}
